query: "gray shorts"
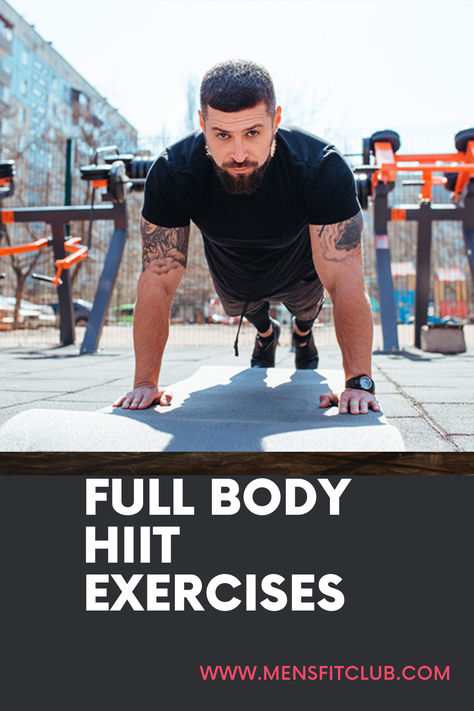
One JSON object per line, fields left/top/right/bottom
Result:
{"left": 214, "top": 276, "right": 325, "bottom": 321}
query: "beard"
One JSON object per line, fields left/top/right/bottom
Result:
{"left": 207, "top": 139, "right": 276, "bottom": 195}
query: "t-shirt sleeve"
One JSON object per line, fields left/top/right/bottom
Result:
{"left": 305, "top": 149, "right": 360, "bottom": 224}
{"left": 141, "top": 152, "right": 191, "bottom": 227}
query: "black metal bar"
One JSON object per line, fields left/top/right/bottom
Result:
{"left": 51, "top": 221, "right": 75, "bottom": 346}
{"left": 373, "top": 185, "right": 399, "bottom": 350}
{"left": 80, "top": 202, "right": 128, "bottom": 354}
{"left": 393, "top": 204, "right": 464, "bottom": 221}
{"left": 64, "top": 138, "right": 73, "bottom": 237}
{"left": 414, "top": 200, "right": 433, "bottom": 348}
{"left": 463, "top": 181, "right": 474, "bottom": 280}
{"left": 9, "top": 204, "right": 115, "bottom": 223}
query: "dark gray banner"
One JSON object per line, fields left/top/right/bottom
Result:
{"left": 0, "top": 471, "right": 471, "bottom": 709}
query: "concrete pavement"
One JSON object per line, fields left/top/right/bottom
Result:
{"left": 0, "top": 344, "right": 472, "bottom": 451}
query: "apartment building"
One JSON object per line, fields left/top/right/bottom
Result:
{"left": 0, "top": 0, "right": 137, "bottom": 206}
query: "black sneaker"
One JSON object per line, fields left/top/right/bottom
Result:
{"left": 293, "top": 321, "right": 319, "bottom": 369}
{"left": 251, "top": 318, "right": 281, "bottom": 368}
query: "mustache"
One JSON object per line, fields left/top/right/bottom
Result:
{"left": 222, "top": 159, "right": 259, "bottom": 169}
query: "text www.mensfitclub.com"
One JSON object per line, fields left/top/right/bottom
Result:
{"left": 199, "top": 665, "right": 450, "bottom": 682}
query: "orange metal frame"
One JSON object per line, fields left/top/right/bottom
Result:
{"left": 372, "top": 140, "right": 474, "bottom": 202}
{"left": 0, "top": 236, "right": 88, "bottom": 285}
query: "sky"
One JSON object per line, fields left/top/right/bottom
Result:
{"left": 7, "top": 0, "right": 474, "bottom": 153}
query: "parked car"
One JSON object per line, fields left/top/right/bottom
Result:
{"left": 112, "top": 303, "right": 135, "bottom": 324}
{"left": 48, "top": 299, "right": 93, "bottom": 326}
{"left": 0, "top": 296, "right": 55, "bottom": 329}
{"left": 0, "top": 296, "right": 15, "bottom": 330}
{"left": 19, "top": 299, "right": 56, "bottom": 327}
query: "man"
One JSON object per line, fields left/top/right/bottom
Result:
{"left": 114, "top": 59, "right": 380, "bottom": 415}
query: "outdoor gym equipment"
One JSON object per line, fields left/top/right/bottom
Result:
{"left": 0, "top": 234, "right": 88, "bottom": 286}
{"left": 354, "top": 128, "right": 474, "bottom": 349}
{"left": 0, "top": 146, "right": 150, "bottom": 351}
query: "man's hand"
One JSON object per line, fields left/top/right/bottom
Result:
{"left": 319, "top": 388, "right": 381, "bottom": 415}
{"left": 113, "top": 383, "right": 172, "bottom": 410}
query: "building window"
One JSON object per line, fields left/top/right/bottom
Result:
{"left": 20, "top": 78, "right": 28, "bottom": 95}
{"left": 19, "top": 106, "right": 26, "bottom": 123}
{"left": 21, "top": 50, "right": 29, "bottom": 67}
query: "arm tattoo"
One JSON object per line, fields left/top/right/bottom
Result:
{"left": 318, "top": 212, "right": 363, "bottom": 263}
{"left": 141, "top": 219, "right": 190, "bottom": 274}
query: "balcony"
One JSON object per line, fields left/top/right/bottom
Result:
{"left": 0, "top": 63, "right": 10, "bottom": 86}
{"left": 0, "top": 85, "right": 10, "bottom": 112}
{"left": 0, "top": 32, "right": 12, "bottom": 57}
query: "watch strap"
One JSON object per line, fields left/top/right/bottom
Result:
{"left": 345, "top": 375, "right": 375, "bottom": 394}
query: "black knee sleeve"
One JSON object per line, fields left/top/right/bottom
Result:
{"left": 245, "top": 301, "right": 271, "bottom": 333}
{"left": 294, "top": 317, "right": 315, "bottom": 333}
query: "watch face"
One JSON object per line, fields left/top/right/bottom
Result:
{"left": 360, "top": 376, "right": 373, "bottom": 390}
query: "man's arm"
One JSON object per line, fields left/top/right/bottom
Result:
{"left": 113, "top": 217, "right": 190, "bottom": 409}
{"left": 309, "top": 212, "right": 380, "bottom": 415}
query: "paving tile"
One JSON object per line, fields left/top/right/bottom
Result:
{"left": 402, "top": 387, "right": 473, "bottom": 404}
{"left": 421, "top": 405, "right": 474, "bottom": 436}
{"left": 0, "top": 400, "right": 110, "bottom": 427}
{"left": 0, "top": 392, "right": 58, "bottom": 408}
{"left": 450, "top": 436, "right": 474, "bottom": 452}
{"left": 375, "top": 394, "right": 420, "bottom": 417}
{"left": 384, "top": 417, "right": 457, "bottom": 452}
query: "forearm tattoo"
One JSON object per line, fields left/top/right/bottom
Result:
{"left": 318, "top": 212, "right": 363, "bottom": 263}
{"left": 141, "top": 219, "right": 190, "bottom": 274}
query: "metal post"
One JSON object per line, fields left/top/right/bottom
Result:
{"left": 373, "top": 185, "right": 399, "bottom": 350}
{"left": 80, "top": 201, "right": 128, "bottom": 354}
{"left": 64, "top": 139, "right": 74, "bottom": 237}
{"left": 414, "top": 200, "right": 432, "bottom": 348}
{"left": 463, "top": 180, "right": 474, "bottom": 280}
{"left": 51, "top": 220, "right": 75, "bottom": 346}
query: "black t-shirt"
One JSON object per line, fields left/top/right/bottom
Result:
{"left": 142, "top": 127, "right": 360, "bottom": 300}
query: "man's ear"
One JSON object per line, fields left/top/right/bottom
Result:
{"left": 198, "top": 109, "right": 205, "bottom": 132}
{"left": 274, "top": 105, "right": 282, "bottom": 133}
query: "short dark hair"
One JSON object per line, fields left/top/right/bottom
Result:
{"left": 200, "top": 59, "right": 276, "bottom": 117}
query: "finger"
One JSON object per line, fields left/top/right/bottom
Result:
{"left": 319, "top": 391, "right": 338, "bottom": 408}
{"left": 159, "top": 390, "right": 172, "bottom": 406}
{"left": 369, "top": 397, "right": 381, "bottom": 412}
{"left": 138, "top": 390, "right": 164, "bottom": 409}
{"left": 119, "top": 393, "right": 134, "bottom": 409}
{"left": 113, "top": 395, "right": 126, "bottom": 408}
{"left": 348, "top": 397, "right": 360, "bottom": 415}
{"left": 339, "top": 393, "right": 350, "bottom": 414}
{"left": 129, "top": 393, "right": 147, "bottom": 409}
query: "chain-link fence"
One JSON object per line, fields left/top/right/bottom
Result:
{"left": 1, "top": 125, "right": 472, "bottom": 351}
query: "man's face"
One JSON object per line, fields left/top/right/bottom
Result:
{"left": 199, "top": 101, "right": 282, "bottom": 195}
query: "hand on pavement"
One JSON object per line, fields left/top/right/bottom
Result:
{"left": 113, "top": 383, "right": 172, "bottom": 410}
{"left": 319, "top": 388, "right": 381, "bottom": 415}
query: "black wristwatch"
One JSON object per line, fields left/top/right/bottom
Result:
{"left": 345, "top": 374, "right": 375, "bottom": 394}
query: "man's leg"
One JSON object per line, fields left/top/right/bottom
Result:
{"left": 245, "top": 302, "right": 281, "bottom": 368}
{"left": 279, "top": 278, "right": 324, "bottom": 369}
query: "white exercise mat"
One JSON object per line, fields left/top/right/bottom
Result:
{"left": 0, "top": 366, "right": 405, "bottom": 451}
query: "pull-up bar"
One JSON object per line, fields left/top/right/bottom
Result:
{"left": 354, "top": 128, "right": 474, "bottom": 350}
